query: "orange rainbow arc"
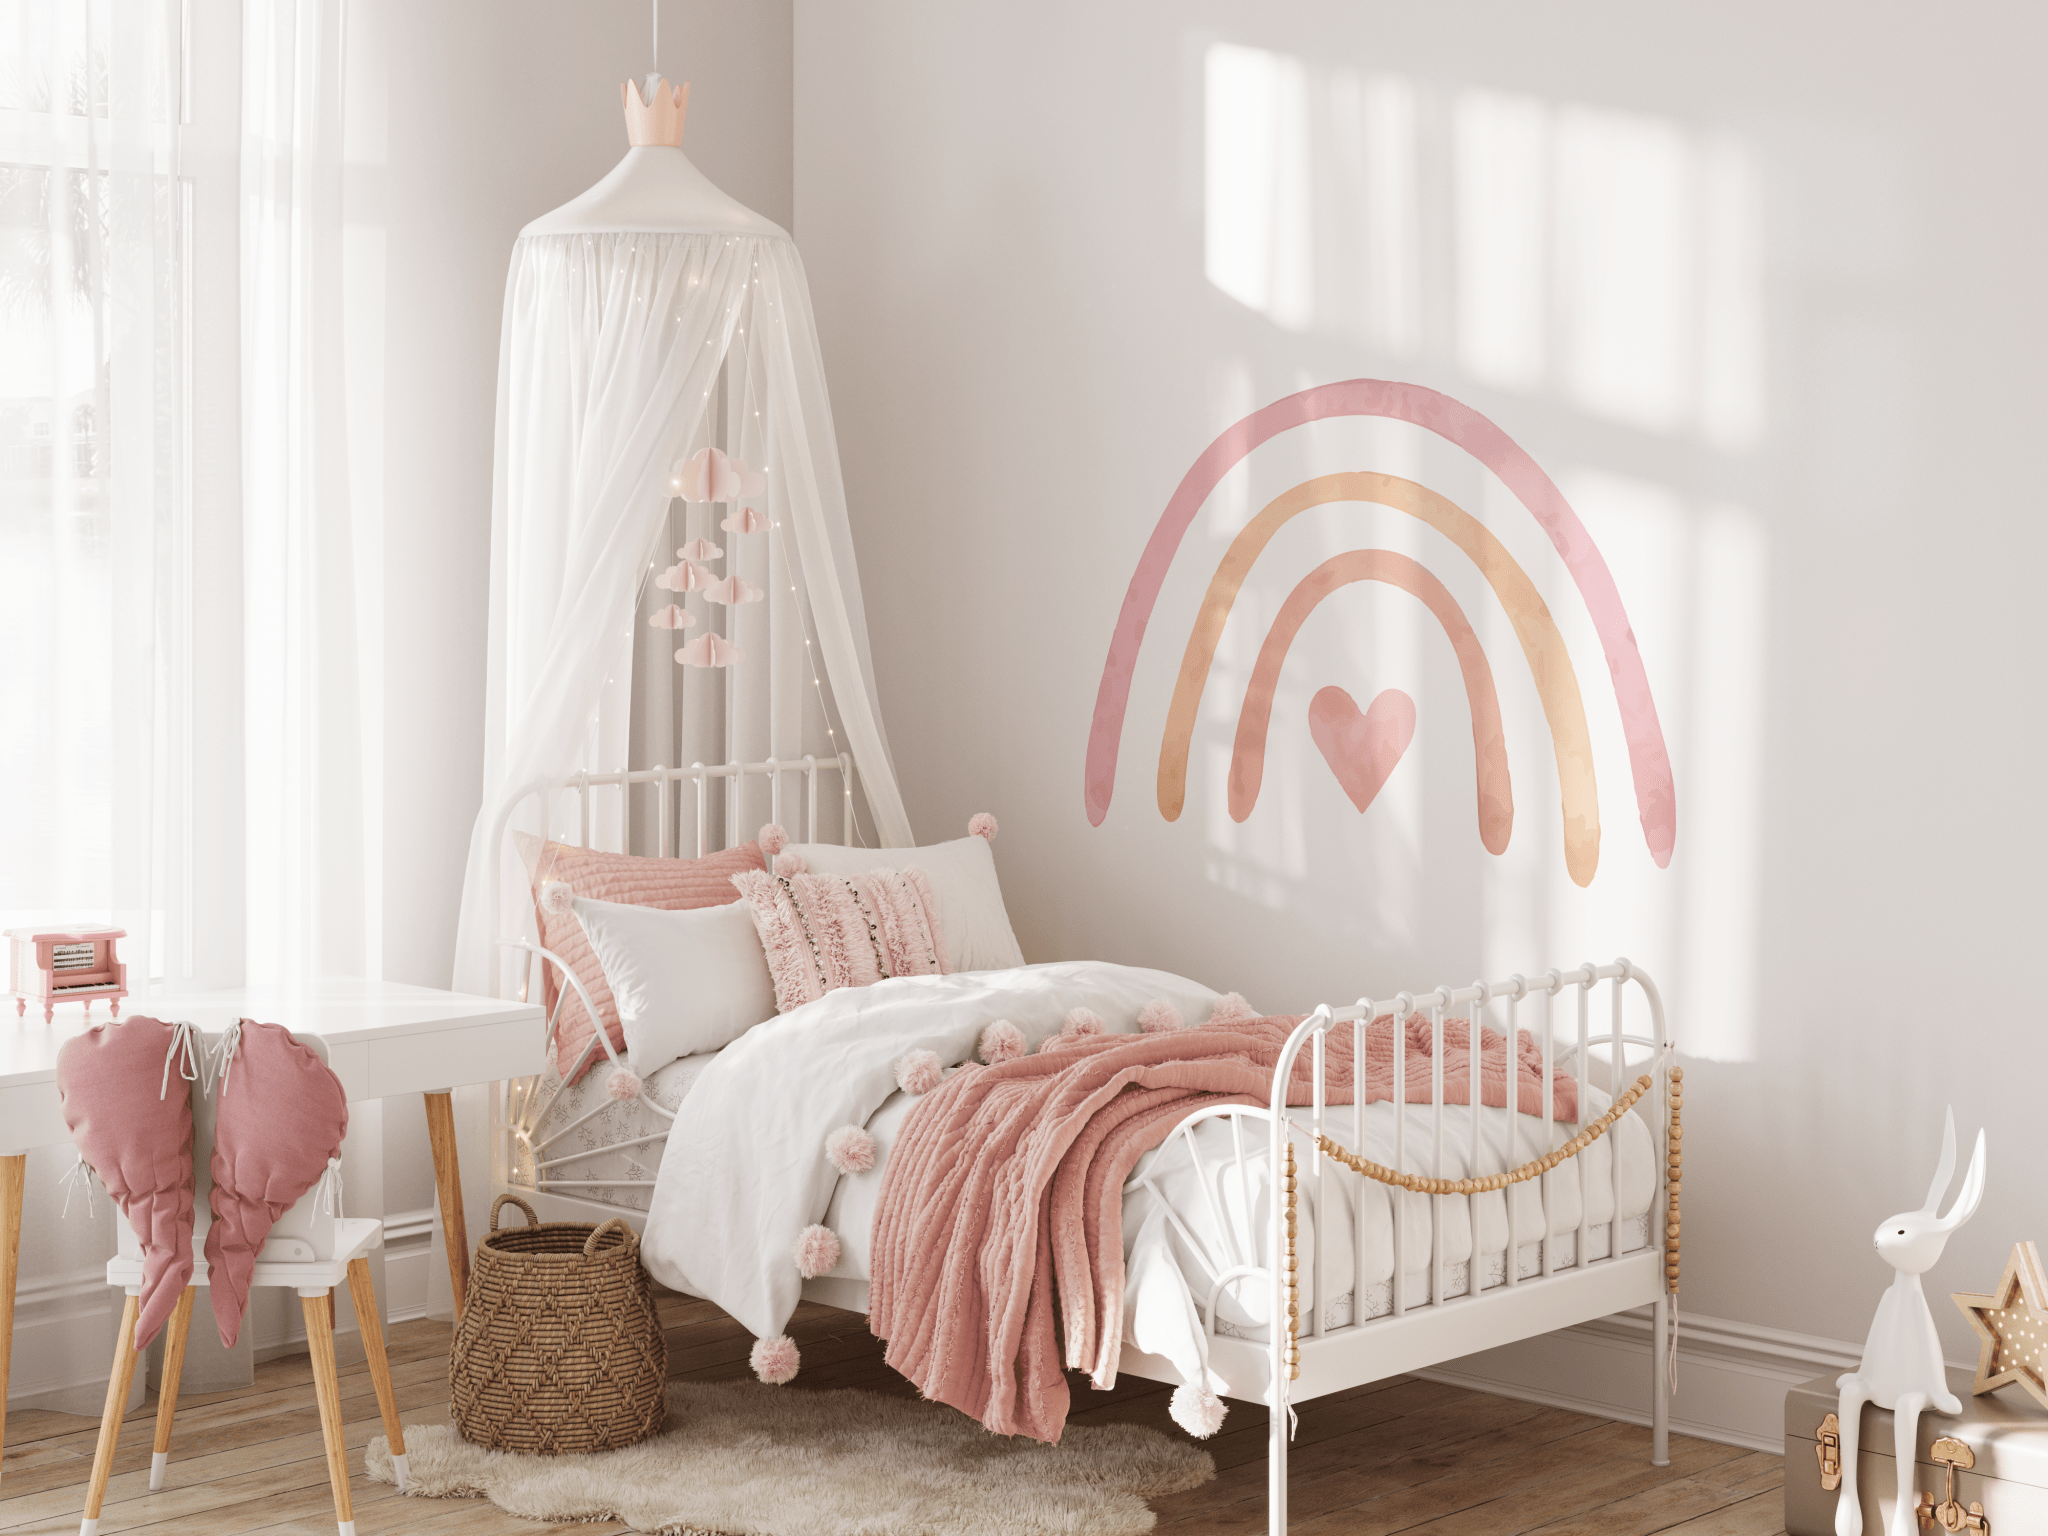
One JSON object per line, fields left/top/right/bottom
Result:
{"left": 1229, "top": 549, "right": 1513, "bottom": 855}
{"left": 1159, "top": 470, "right": 1602, "bottom": 887}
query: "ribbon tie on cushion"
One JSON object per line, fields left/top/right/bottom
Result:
{"left": 57, "top": 1153, "right": 98, "bottom": 1218}
{"left": 209, "top": 1018, "right": 246, "bottom": 1095}
{"left": 160, "top": 1019, "right": 208, "bottom": 1100}
{"left": 317, "top": 1156, "right": 345, "bottom": 1217}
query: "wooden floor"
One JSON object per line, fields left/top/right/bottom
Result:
{"left": 0, "top": 1293, "right": 1786, "bottom": 1535}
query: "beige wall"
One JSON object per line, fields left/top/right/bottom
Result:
{"left": 793, "top": 0, "right": 2048, "bottom": 1423}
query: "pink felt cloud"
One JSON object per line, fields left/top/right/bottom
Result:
{"left": 720, "top": 506, "right": 770, "bottom": 534}
{"left": 647, "top": 604, "right": 696, "bottom": 630}
{"left": 702, "top": 574, "right": 763, "bottom": 606}
{"left": 56, "top": 1017, "right": 197, "bottom": 1351}
{"left": 673, "top": 448, "right": 766, "bottom": 504}
{"left": 656, "top": 560, "right": 710, "bottom": 594}
{"left": 675, "top": 633, "right": 745, "bottom": 668}
{"left": 677, "top": 537, "right": 724, "bottom": 562}
{"left": 203, "top": 1021, "right": 349, "bottom": 1348}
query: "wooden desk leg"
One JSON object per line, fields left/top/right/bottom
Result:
{"left": 423, "top": 1092, "right": 470, "bottom": 1321}
{"left": 347, "top": 1257, "right": 409, "bottom": 1491}
{"left": 0, "top": 1153, "right": 22, "bottom": 1494}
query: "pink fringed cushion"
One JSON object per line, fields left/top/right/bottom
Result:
{"left": 204, "top": 1020, "right": 349, "bottom": 1348}
{"left": 56, "top": 1017, "right": 197, "bottom": 1351}
{"left": 518, "top": 835, "right": 767, "bottom": 1079}
{"left": 732, "top": 866, "right": 949, "bottom": 1013}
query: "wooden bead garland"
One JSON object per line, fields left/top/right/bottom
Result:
{"left": 1665, "top": 1063, "right": 1682, "bottom": 1294}
{"left": 1281, "top": 1057, "right": 1685, "bottom": 1382}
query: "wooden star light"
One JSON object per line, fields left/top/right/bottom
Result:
{"left": 1953, "top": 1240, "right": 2048, "bottom": 1410}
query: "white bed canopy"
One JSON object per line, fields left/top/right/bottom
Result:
{"left": 453, "top": 74, "right": 912, "bottom": 998}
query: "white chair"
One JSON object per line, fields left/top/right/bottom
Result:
{"left": 77, "top": 1030, "right": 408, "bottom": 1536}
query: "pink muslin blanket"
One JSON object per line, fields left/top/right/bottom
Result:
{"left": 867, "top": 1012, "right": 1574, "bottom": 1441}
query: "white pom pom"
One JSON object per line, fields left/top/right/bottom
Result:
{"left": 1207, "top": 992, "right": 1257, "bottom": 1027}
{"left": 1169, "top": 1383, "right": 1227, "bottom": 1437}
{"left": 606, "top": 1067, "right": 642, "bottom": 1102}
{"left": 539, "top": 880, "right": 574, "bottom": 916}
{"left": 824, "top": 1124, "right": 876, "bottom": 1175}
{"left": 751, "top": 1334, "right": 800, "bottom": 1384}
{"left": 793, "top": 1223, "right": 842, "bottom": 1278}
{"left": 895, "top": 1049, "right": 943, "bottom": 1095}
{"left": 979, "top": 1019, "right": 1026, "bottom": 1065}
{"left": 1137, "top": 999, "right": 1183, "bottom": 1033}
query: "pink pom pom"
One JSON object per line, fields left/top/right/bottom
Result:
{"left": 896, "top": 1049, "right": 943, "bottom": 1095}
{"left": 539, "top": 881, "right": 574, "bottom": 916}
{"left": 979, "top": 1019, "right": 1026, "bottom": 1065}
{"left": 774, "top": 850, "right": 807, "bottom": 877}
{"left": 968, "top": 812, "right": 998, "bottom": 841}
{"left": 1063, "top": 1006, "right": 1106, "bottom": 1037}
{"left": 1137, "top": 999, "right": 1183, "bottom": 1033}
{"left": 1207, "top": 992, "right": 1257, "bottom": 1027}
{"left": 757, "top": 822, "right": 788, "bottom": 858}
{"left": 1169, "top": 1383, "right": 1227, "bottom": 1437}
{"left": 824, "top": 1124, "right": 876, "bottom": 1175}
{"left": 793, "top": 1223, "right": 842, "bottom": 1279}
{"left": 751, "top": 1334, "right": 800, "bottom": 1385}
{"left": 605, "top": 1067, "right": 642, "bottom": 1102}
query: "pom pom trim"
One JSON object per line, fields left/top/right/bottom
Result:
{"left": 751, "top": 1334, "right": 800, "bottom": 1385}
{"left": 605, "top": 1067, "right": 642, "bottom": 1102}
{"left": 896, "top": 1049, "right": 943, "bottom": 1095}
{"left": 1137, "top": 999, "right": 1183, "bottom": 1033}
{"left": 824, "top": 1124, "right": 876, "bottom": 1175}
{"left": 978, "top": 1019, "right": 1026, "bottom": 1065}
{"left": 968, "top": 812, "right": 999, "bottom": 841}
{"left": 793, "top": 1223, "right": 842, "bottom": 1279}
{"left": 1169, "top": 1382, "right": 1227, "bottom": 1437}
{"left": 757, "top": 822, "right": 789, "bottom": 858}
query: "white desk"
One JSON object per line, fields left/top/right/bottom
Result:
{"left": 0, "top": 979, "right": 544, "bottom": 1484}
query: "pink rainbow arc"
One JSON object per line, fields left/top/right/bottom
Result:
{"left": 1084, "top": 379, "right": 1677, "bottom": 870}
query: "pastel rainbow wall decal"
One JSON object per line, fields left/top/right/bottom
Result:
{"left": 1085, "top": 379, "right": 1675, "bottom": 887}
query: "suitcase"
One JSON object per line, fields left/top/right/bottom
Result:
{"left": 1785, "top": 1365, "right": 2048, "bottom": 1533}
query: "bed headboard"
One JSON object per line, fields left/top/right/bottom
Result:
{"left": 489, "top": 753, "right": 859, "bottom": 1003}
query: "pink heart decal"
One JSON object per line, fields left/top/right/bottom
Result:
{"left": 1307, "top": 686, "right": 1416, "bottom": 814}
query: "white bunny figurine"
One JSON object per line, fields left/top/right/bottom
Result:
{"left": 1833, "top": 1105, "right": 1987, "bottom": 1536}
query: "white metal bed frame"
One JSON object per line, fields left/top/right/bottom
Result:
{"left": 487, "top": 763, "right": 1677, "bottom": 1536}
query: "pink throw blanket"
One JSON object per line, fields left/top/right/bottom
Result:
{"left": 868, "top": 1012, "right": 1574, "bottom": 1441}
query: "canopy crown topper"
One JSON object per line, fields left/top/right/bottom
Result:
{"left": 624, "top": 73, "right": 690, "bottom": 147}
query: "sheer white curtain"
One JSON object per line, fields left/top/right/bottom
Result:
{"left": 0, "top": 0, "right": 189, "bottom": 981}
{"left": 238, "top": 0, "right": 370, "bottom": 986}
{"left": 452, "top": 229, "right": 914, "bottom": 999}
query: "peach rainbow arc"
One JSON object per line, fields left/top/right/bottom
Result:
{"left": 1161, "top": 471, "right": 1601, "bottom": 886}
{"left": 1085, "top": 378, "right": 1676, "bottom": 871}
{"left": 1229, "top": 549, "right": 1513, "bottom": 856}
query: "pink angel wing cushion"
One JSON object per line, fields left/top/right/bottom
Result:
{"left": 56, "top": 1016, "right": 197, "bottom": 1350}
{"left": 203, "top": 1020, "right": 349, "bottom": 1347}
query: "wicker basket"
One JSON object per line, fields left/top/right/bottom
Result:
{"left": 449, "top": 1194, "right": 668, "bottom": 1454}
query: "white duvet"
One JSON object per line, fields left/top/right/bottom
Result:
{"left": 642, "top": 961, "right": 1656, "bottom": 1400}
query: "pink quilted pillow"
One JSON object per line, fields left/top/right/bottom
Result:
{"left": 525, "top": 838, "right": 766, "bottom": 1079}
{"left": 204, "top": 1020, "right": 349, "bottom": 1347}
{"left": 732, "top": 866, "right": 949, "bottom": 1013}
{"left": 56, "top": 1017, "right": 197, "bottom": 1350}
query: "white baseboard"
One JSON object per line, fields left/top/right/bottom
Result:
{"left": 4, "top": 1205, "right": 441, "bottom": 1416}
{"left": 1419, "top": 1304, "right": 1910, "bottom": 1454}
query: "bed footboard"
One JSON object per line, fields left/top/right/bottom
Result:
{"left": 1121, "top": 959, "right": 1677, "bottom": 1536}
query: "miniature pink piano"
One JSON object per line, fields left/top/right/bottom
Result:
{"left": 7, "top": 927, "right": 126, "bottom": 1022}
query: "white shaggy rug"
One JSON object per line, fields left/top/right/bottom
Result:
{"left": 366, "top": 1379, "right": 1214, "bottom": 1535}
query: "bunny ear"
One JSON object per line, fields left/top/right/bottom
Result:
{"left": 1921, "top": 1105, "right": 1958, "bottom": 1214}
{"left": 1936, "top": 1128, "right": 1988, "bottom": 1232}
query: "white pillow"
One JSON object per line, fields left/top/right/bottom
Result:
{"left": 572, "top": 896, "right": 776, "bottom": 1071}
{"left": 789, "top": 835, "right": 1025, "bottom": 973}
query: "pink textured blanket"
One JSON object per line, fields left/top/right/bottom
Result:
{"left": 868, "top": 1012, "right": 1574, "bottom": 1441}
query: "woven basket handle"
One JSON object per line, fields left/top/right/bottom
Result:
{"left": 490, "top": 1193, "right": 540, "bottom": 1232}
{"left": 584, "top": 1217, "right": 637, "bottom": 1259}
